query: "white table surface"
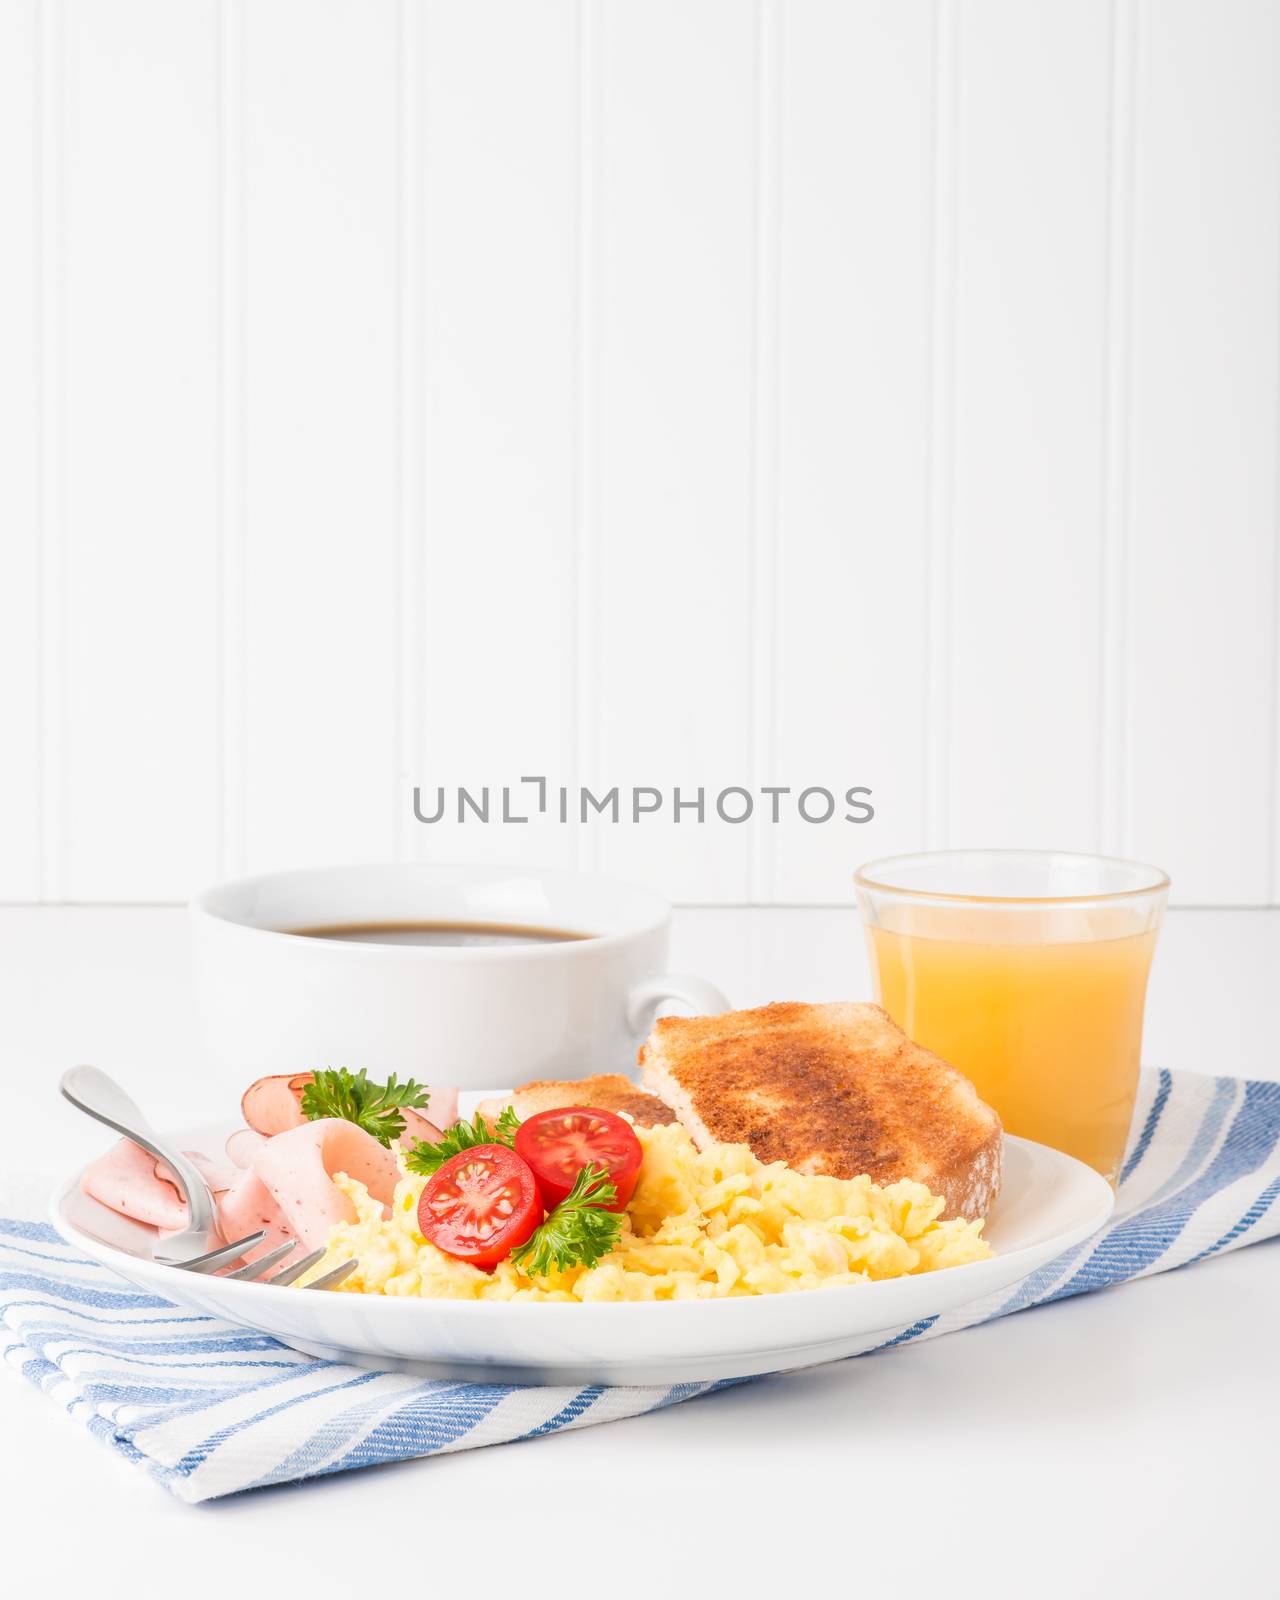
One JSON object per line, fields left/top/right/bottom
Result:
{"left": 2, "top": 905, "right": 1277, "bottom": 1598}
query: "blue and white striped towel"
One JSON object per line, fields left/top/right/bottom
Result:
{"left": 3, "top": 1067, "right": 1278, "bottom": 1503}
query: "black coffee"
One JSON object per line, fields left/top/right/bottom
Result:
{"left": 288, "top": 920, "right": 593, "bottom": 948}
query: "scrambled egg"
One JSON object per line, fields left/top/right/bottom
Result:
{"left": 299, "top": 1120, "right": 992, "bottom": 1301}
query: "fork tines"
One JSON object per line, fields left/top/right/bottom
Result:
{"left": 223, "top": 1239, "right": 298, "bottom": 1281}
{"left": 302, "top": 1259, "right": 359, "bottom": 1291}
{"left": 161, "top": 1230, "right": 267, "bottom": 1274}
{"left": 265, "top": 1248, "right": 326, "bottom": 1287}
{"left": 235, "top": 1246, "right": 355, "bottom": 1289}
{"left": 169, "top": 1237, "right": 358, "bottom": 1290}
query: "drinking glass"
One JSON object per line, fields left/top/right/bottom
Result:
{"left": 855, "top": 850, "right": 1169, "bottom": 1182}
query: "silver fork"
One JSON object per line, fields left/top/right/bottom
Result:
{"left": 224, "top": 1246, "right": 358, "bottom": 1290}
{"left": 61, "top": 1065, "right": 360, "bottom": 1288}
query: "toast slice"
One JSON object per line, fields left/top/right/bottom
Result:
{"left": 639, "top": 1001, "right": 1002, "bottom": 1218}
{"left": 475, "top": 1074, "right": 678, "bottom": 1130}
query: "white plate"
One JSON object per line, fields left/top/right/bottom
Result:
{"left": 52, "top": 1125, "right": 1113, "bottom": 1385}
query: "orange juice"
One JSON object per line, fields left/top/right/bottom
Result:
{"left": 867, "top": 920, "right": 1158, "bottom": 1181}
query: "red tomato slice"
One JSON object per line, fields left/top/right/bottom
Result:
{"left": 514, "top": 1107, "right": 644, "bottom": 1212}
{"left": 416, "top": 1144, "right": 541, "bottom": 1268}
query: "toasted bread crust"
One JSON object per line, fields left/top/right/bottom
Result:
{"left": 639, "top": 1001, "right": 1002, "bottom": 1219}
{"left": 476, "top": 1074, "right": 678, "bottom": 1129}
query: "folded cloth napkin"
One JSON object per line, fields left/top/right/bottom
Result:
{"left": 3, "top": 1067, "right": 1278, "bottom": 1503}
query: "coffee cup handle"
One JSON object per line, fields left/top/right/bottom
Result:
{"left": 625, "top": 973, "right": 730, "bottom": 1036}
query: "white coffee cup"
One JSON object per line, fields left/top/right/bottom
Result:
{"left": 190, "top": 863, "right": 728, "bottom": 1093}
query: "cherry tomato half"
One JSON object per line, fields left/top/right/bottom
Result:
{"left": 514, "top": 1106, "right": 644, "bottom": 1212}
{"left": 416, "top": 1144, "right": 541, "bottom": 1268}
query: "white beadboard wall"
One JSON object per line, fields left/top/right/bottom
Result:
{"left": 1, "top": 0, "right": 1278, "bottom": 907}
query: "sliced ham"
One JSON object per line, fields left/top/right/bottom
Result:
{"left": 409, "top": 1088, "right": 458, "bottom": 1134}
{"left": 250, "top": 1118, "right": 401, "bottom": 1250}
{"left": 226, "top": 1126, "right": 269, "bottom": 1168}
{"left": 83, "top": 1103, "right": 425, "bottom": 1265}
{"left": 240, "top": 1074, "right": 311, "bottom": 1137}
{"left": 400, "top": 1105, "right": 448, "bottom": 1149}
{"left": 241, "top": 1072, "right": 457, "bottom": 1146}
{"left": 217, "top": 1166, "right": 295, "bottom": 1263}
{"left": 82, "top": 1138, "right": 188, "bottom": 1231}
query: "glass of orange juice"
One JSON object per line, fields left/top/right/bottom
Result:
{"left": 855, "top": 851, "right": 1169, "bottom": 1182}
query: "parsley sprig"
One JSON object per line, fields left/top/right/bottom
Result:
{"left": 403, "top": 1106, "right": 522, "bottom": 1176}
{"left": 300, "top": 1068, "right": 430, "bottom": 1148}
{"left": 511, "top": 1164, "right": 623, "bottom": 1277}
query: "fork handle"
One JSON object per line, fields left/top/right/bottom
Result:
{"left": 60, "top": 1065, "right": 218, "bottom": 1238}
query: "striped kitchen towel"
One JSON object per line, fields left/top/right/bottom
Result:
{"left": 3, "top": 1066, "right": 1278, "bottom": 1503}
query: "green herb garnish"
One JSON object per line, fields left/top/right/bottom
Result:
{"left": 403, "top": 1105, "right": 522, "bottom": 1176}
{"left": 300, "top": 1068, "right": 430, "bottom": 1148}
{"left": 511, "top": 1163, "right": 622, "bottom": 1277}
